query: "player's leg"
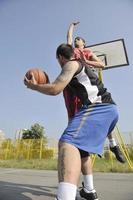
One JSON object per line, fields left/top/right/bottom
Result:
{"left": 108, "top": 131, "right": 125, "bottom": 163}
{"left": 79, "top": 153, "right": 98, "bottom": 200}
{"left": 56, "top": 142, "right": 81, "bottom": 200}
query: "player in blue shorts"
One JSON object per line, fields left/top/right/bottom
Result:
{"left": 24, "top": 44, "right": 119, "bottom": 200}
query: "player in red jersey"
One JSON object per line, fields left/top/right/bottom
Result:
{"left": 62, "top": 21, "right": 125, "bottom": 200}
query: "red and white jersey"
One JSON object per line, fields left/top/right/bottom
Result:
{"left": 73, "top": 47, "right": 92, "bottom": 60}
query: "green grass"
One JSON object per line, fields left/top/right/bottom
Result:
{"left": 0, "top": 159, "right": 57, "bottom": 170}
{"left": 93, "top": 157, "right": 133, "bottom": 173}
{"left": 0, "top": 158, "right": 133, "bottom": 173}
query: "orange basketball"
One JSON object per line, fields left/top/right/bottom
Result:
{"left": 25, "top": 68, "right": 49, "bottom": 84}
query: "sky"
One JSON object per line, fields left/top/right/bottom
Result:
{"left": 0, "top": 0, "right": 133, "bottom": 141}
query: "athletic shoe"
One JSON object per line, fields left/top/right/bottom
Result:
{"left": 110, "top": 145, "right": 125, "bottom": 163}
{"left": 79, "top": 183, "right": 98, "bottom": 200}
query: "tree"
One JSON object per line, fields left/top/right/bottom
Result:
{"left": 22, "top": 123, "right": 47, "bottom": 141}
{"left": 21, "top": 123, "right": 48, "bottom": 159}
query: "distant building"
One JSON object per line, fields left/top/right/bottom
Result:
{"left": 0, "top": 130, "right": 6, "bottom": 143}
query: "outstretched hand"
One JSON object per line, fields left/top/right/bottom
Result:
{"left": 73, "top": 21, "right": 80, "bottom": 26}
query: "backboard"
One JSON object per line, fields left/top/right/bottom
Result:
{"left": 87, "top": 39, "right": 129, "bottom": 70}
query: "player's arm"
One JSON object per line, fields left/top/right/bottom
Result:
{"left": 81, "top": 51, "right": 105, "bottom": 69}
{"left": 67, "top": 22, "right": 80, "bottom": 45}
{"left": 24, "top": 61, "right": 79, "bottom": 96}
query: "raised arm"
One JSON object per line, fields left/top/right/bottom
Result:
{"left": 67, "top": 22, "right": 80, "bottom": 45}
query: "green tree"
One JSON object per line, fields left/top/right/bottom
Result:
{"left": 22, "top": 123, "right": 47, "bottom": 141}
{"left": 22, "top": 129, "right": 32, "bottom": 139}
{"left": 21, "top": 123, "right": 48, "bottom": 159}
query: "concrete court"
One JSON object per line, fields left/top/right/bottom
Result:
{"left": 0, "top": 168, "right": 133, "bottom": 200}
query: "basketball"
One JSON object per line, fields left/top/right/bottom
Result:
{"left": 25, "top": 68, "right": 49, "bottom": 84}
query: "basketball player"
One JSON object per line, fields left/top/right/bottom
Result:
{"left": 24, "top": 43, "right": 119, "bottom": 200}
{"left": 66, "top": 21, "right": 125, "bottom": 164}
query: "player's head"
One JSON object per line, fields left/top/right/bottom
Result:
{"left": 56, "top": 43, "right": 74, "bottom": 65}
{"left": 74, "top": 36, "right": 86, "bottom": 48}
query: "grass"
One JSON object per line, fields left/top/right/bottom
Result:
{"left": 93, "top": 157, "right": 133, "bottom": 173}
{"left": 0, "top": 159, "right": 57, "bottom": 170}
{"left": 0, "top": 158, "right": 133, "bottom": 173}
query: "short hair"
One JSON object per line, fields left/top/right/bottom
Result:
{"left": 56, "top": 43, "right": 74, "bottom": 59}
{"left": 74, "top": 36, "right": 86, "bottom": 47}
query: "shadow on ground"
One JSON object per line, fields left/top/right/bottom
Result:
{"left": 0, "top": 181, "right": 56, "bottom": 200}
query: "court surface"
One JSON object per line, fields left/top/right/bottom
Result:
{"left": 0, "top": 168, "right": 133, "bottom": 200}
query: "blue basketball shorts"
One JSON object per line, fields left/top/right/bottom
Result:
{"left": 59, "top": 103, "right": 119, "bottom": 156}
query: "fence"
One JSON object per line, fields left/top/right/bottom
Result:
{"left": 0, "top": 134, "right": 133, "bottom": 171}
{"left": 0, "top": 139, "right": 56, "bottom": 160}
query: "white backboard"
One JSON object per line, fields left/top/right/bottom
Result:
{"left": 87, "top": 39, "right": 129, "bottom": 70}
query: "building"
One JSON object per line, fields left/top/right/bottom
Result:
{"left": 0, "top": 130, "right": 6, "bottom": 144}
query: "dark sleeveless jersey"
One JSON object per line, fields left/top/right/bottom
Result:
{"left": 63, "top": 66, "right": 115, "bottom": 119}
